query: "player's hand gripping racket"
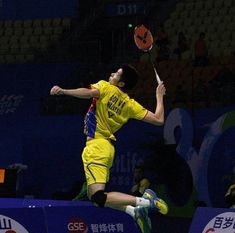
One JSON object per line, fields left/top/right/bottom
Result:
{"left": 134, "top": 24, "right": 161, "bottom": 84}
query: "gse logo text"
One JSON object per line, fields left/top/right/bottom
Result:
{"left": 67, "top": 218, "right": 88, "bottom": 233}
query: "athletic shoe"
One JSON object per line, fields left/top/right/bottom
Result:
{"left": 143, "top": 189, "right": 168, "bottom": 215}
{"left": 134, "top": 206, "right": 152, "bottom": 233}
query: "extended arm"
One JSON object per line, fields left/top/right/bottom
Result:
{"left": 50, "top": 85, "right": 99, "bottom": 99}
{"left": 142, "top": 81, "right": 165, "bottom": 125}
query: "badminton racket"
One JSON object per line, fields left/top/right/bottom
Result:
{"left": 134, "top": 24, "right": 161, "bottom": 84}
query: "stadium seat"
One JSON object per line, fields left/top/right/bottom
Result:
{"left": 183, "top": 17, "right": 194, "bottom": 29}
{"left": 175, "top": 2, "right": 185, "bottom": 12}
{"left": 228, "top": 7, "right": 235, "bottom": 15}
{"left": 181, "top": 50, "right": 192, "bottom": 60}
{"left": 173, "top": 18, "right": 184, "bottom": 30}
{"left": 220, "top": 41, "right": 231, "bottom": 53}
{"left": 189, "top": 9, "right": 199, "bottom": 19}
{"left": 228, "top": 61, "right": 235, "bottom": 73}
{"left": 39, "top": 41, "right": 49, "bottom": 51}
{"left": 15, "top": 54, "right": 25, "bottom": 63}
{"left": 204, "top": 1, "right": 214, "bottom": 10}
{"left": 208, "top": 8, "right": 219, "bottom": 18}
{"left": 4, "top": 20, "right": 13, "bottom": 28}
{"left": 25, "top": 54, "right": 34, "bottom": 62}
{"left": 13, "top": 20, "right": 23, "bottom": 28}
{"left": 226, "top": 21, "right": 235, "bottom": 31}
{"left": 42, "top": 18, "right": 52, "bottom": 27}
{"left": 203, "top": 17, "right": 213, "bottom": 28}
{"left": 10, "top": 43, "right": 20, "bottom": 54}
{"left": 194, "top": 24, "right": 207, "bottom": 34}
{"left": 33, "top": 27, "right": 43, "bottom": 36}
{"left": 0, "top": 55, "right": 5, "bottom": 63}
{"left": 230, "top": 40, "right": 235, "bottom": 49}
{"left": 170, "top": 11, "right": 180, "bottom": 21}
{"left": 20, "top": 43, "right": 31, "bottom": 53}
{"left": 192, "top": 67, "right": 203, "bottom": 79}
{"left": 54, "top": 27, "right": 64, "bottom": 35}
{"left": 222, "top": 47, "right": 233, "bottom": 57}
{"left": 19, "top": 35, "right": 28, "bottom": 44}
{"left": 207, "top": 26, "right": 218, "bottom": 39}
{"left": 52, "top": 18, "right": 62, "bottom": 27}
{"left": 164, "top": 19, "right": 173, "bottom": 31}
{"left": 0, "top": 36, "right": 9, "bottom": 45}
{"left": 23, "top": 28, "right": 33, "bottom": 36}
{"left": 44, "top": 27, "right": 53, "bottom": 35}
{"left": 50, "top": 34, "right": 60, "bottom": 43}
{"left": 14, "top": 28, "right": 24, "bottom": 36}
{"left": 9, "top": 35, "right": 18, "bottom": 44}
{"left": 220, "top": 31, "right": 232, "bottom": 42}
{"left": 39, "top": 35, "right": 48, "bottom": 43}
{"left": 210, "top": 47, "right": 222, "bottom": 58}
{"left": 197, "top": 9, "right": 208, "bottom": 18}
{"left": 5, "top": 28, "right": 14, "bottom": 36}
{"left": 0, "top": 28, "right": 4, "bottom": 36}
{"left": 0, "top": 20, "right": 4, "bottom": 28}
{"left": 61, "top": 18, "right": 71, "bottom": 29}
{"left": 33, "top": 19, "right": 42, "bottom": 28}
{"left": 193, "top": 19, "right": 202, "bottom": 32}
{"left": 185, "top": 26, "right": 195, "bottom": 38}
{"left": 0, "top": 44, "right": 9, "bottom": 55}
{"left": 231, "top": 31, "right": 235, "bottom": 40}
{"left": 224, "top": 0, "right": 233, "bottom": 7}
{"left": 29, "top": 35, "right": 39, "bottom": 47}
{"left": 219, "top": 7, "right": 229, "bottom": 17}
{"left": 211, "top": 65, "right": 223, "bottom": 77}
{"left": 194, "top": 1, "right": 204, "bottom": 11}
{"left": 182, "top": 65, "right": 192, "bottom": 77}
{"left": 214, "top": 0, "right": 224, "bottom": 8}
{"left": 223, "top": 15, "right": 233, "bottom": 25}
{"left": 23, "top": 19, "right": 33, "bottom": 28}
{"left": 5, "top": 54, "right": 15, "bottom": 63}
{"left": 185, "top": 2, "right": 195, "bottom": 11}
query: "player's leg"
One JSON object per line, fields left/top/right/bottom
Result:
{"left": 87, "top": 182, "right": 151, "bottom": 209}
{"left": 87, "top": 183, "right": 152, "bottom": 233}
{"left": 82, "top": 139, "right": 167, "bottom": 233}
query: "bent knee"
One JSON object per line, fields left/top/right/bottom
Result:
{"left": 90, "top": 190, "right": 107, "bottom": 207}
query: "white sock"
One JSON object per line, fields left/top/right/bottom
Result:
{"left": 136, "top": 197, "right": 150, "bottom": 207}
{"left": 125, "top": 205, "right": 135, "bottom": 218}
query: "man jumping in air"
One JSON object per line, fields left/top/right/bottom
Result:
{"left": 50, "top": 64, "right": 168, "bottom": 233}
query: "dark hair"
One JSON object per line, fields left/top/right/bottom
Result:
{"left": 120, "top": 64, "right": 139, "bottom": 90}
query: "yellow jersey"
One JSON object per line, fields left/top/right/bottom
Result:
{"left": 84, "top": 80, "right": 148, "bottom": 141}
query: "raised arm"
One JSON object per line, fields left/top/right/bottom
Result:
{"left": 142, "top": 81, "right": 166, "bottom": 125}
{"left": 50, "top": 85, "right": 99, "bottom": 99}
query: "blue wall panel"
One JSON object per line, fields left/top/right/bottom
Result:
{"left": 0, "top": 0, "right": 78, "bottom": 19}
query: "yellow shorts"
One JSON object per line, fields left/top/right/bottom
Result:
{"left": 82, "top": 138, "right": 115, "bottom": 185}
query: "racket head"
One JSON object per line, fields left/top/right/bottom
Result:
{"left": 134, "top": 24, "right": 153, "bottom": 52}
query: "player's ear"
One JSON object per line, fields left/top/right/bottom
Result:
{"left": 118, "top": 81, "right": 125, "bottom": 88}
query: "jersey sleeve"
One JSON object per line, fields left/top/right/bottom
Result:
{"left": 128, "top": 99, "right": 148, "bottom": 120}
{"left": 90, "top": 80, "right": 109, "bottom": 99}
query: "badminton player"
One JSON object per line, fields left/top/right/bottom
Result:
{"left": 50, "top": 64, "right": 168, "bottom": 233}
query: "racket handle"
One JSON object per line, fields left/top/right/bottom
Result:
{"left": 153, "top": 67, "right": 161, "bottom": 84}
